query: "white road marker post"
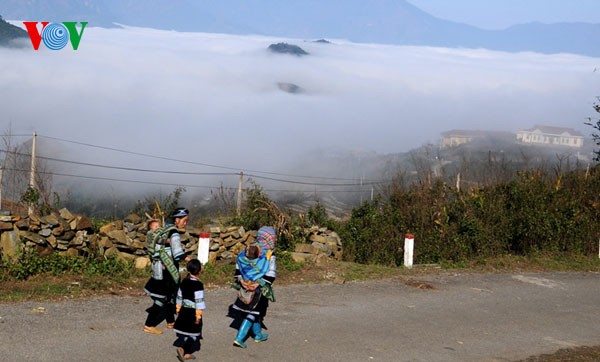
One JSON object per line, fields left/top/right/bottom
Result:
{"left": 198, "top": 232, "right": 211, "bottom": 265}
{"left": 404, "top": 233, "right": 414, "bottom": 269}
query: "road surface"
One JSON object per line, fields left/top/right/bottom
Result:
{"left": 0, "top": 272, "right": 598, "bottom": 362}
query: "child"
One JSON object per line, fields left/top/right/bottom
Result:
{"left": 148, "top": 219, "right": 161, "bottom": 232}
{"left": 173, "top": 259, "right": 205, "bottom": 361}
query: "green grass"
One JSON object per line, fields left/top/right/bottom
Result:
{"left": 1, "top": 253, "right": 599, "bottom": 303}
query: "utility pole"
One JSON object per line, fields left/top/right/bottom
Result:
{"left": 0, "top": 166, "right": 3, "bottom": 210}
{"left": 236, "top": 172, "right": 243, "bottom": 216}
{"left": 28, "top": 132, "right": 37, "bottom": 215}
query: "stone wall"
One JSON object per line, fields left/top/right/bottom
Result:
{"left": 0, "top": 208, "right": 343, "bottom": 268}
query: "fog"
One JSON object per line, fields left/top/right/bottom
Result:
{"left": 0, "top": 24, "right": 598, "bottom": 202}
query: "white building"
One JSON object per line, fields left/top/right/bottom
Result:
{"left": 516, "top": 125, "right": 584, "bottom": 148}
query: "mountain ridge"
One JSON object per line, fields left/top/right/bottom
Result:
{"left": 1, "top": 1, "right": 598, "bottom": 56}
{"left": 0, "top": 15, "right": 28, "bottom": 46}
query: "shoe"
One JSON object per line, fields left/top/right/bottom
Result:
{"left": 143, "top": 326, "right": 163, "bottom": 335}
{"left": 167, "top": 323, "right": 175, "bottom": 329}
{"left": 252, "top": 322, "right": 268, "bottom": 342}
{"left": 176, "top": 348, "right": 185, "bottom": 362}
{"left": 233, "top": 319, "right": 252, "bottom": 348}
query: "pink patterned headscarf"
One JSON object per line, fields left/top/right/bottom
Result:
{"left": 255, "top": 226, "right": 276, "bottom": 251}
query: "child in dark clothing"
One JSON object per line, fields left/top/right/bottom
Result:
{"left": 173, "top": 259, "right": 205, "bottom": 361}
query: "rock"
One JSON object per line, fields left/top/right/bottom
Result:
{"left": 124, "top": 213, "right": 142, "bottom": 224}
{"left": 315, "top": 254, "right": 329, "bottom": 266}
{"left": 14, "top": 218, "right": 29, "bottom": 230}
{"left": 75, "top": 216, "right": 93, "bottom": 231}
{"left": 104, "top": 246, "right": 119, "bottom": 258}
{"left": 333, "top": 276, "right": 346, "bottom": 285}
{"left": 0, "top": 229, "right": 19, "bottom": 257}
{"left": 99, "top": 223, "right": 116, "bottom": 234}
{"left": 309, "top": 234, "right": 327, "bottom": 244}
{"left": 116, "top": 251, "right": 136, "bottom": 263}
{"left": 69, "top": 231, "right": 87, "bottom": 246}
{"left": 208, "top": 252, "right": 218, "bottom": 265}
{"left": 19, "top": 230, "right": 46, "bottom": 245}
{"left": 222, "top": 236, "right": 238, "bottom": 248}
{"left": 107, "top": 230, "right": 128, "bottom": 245}
{"left": 51, "top": 222, "right": 64, "bottom": 236}
{"left": 311, "top": 241, "right": 332, "bottom": 256}
{"left": 0, "top": 221, "right": 13, "bottom": 230}
{"left": 328, "top": 231, "right": 343, "bottom": 246}
{"left": 59, "top": 231, "right": 76, "bottom": 241}
{"left": 295, "top": 243, "right": 319, "bottom": 254}
{"left": 39, "top": 228, "right": 52, "bottom": 237}
{"left": 65, "top": 248, "right": 79, "bottom": 257}
{"left": 230, "top": 243, "right": 245, "bottom": 255}
{"left": 131, "top": 240, "right": 146, "bottom": 250}
{"left": 59, "top": 208, "right": 74, "bottom": 220}
{"left": 37, "top": 245, "right": 54, "bottom": 257}
{"left": 123, "top": 222, "right": 136, "bottom": 232}
{"left": 47, "top": 235, "right": 57, "bottom": 249}
{"left": 98, "top": 237, "right": 113, "bottom": 249}
{"left": 290, "top": 252, "right": 317, "bottom": 263}
{"left": 135, "top": 256, "right": 150, "bottom": 269}
{"left": 209, "top": 241, "right": 220, "bottom": 251}
{"left": 42, "top": 213, "right": 60, "bottom": 227}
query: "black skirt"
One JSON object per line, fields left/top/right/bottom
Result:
{"left": 173, "top": 308, "right": 203, "bottom": 337}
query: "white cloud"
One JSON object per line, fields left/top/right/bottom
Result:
{"left": 1, "top": 24, "right": 598, "bottom": 190}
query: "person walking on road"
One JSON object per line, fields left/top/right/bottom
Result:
{"left": 143, "top": 207, "right": 191, "bottom": 334}
{"left": 173, "top": 259, "right": 206, "bottom": 361}
{"left": 230, "top": 226, "right": 277, "bottom": 348}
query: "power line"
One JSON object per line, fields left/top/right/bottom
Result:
{"left": 3, "top": 148, "right": 390, "bottom": 187}
{"left": 37, "top": 134, "right": 384, "bottom": 182}
{"left": 4, "top": 167, "right": 374, "bottom": 193}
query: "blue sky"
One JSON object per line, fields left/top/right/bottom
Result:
{"left": 408, "top": 0, "right": 600, "bottom": 29}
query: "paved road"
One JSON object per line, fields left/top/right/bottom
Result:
{"left": 0, "top": 272, "right": 598, "bottom": 362}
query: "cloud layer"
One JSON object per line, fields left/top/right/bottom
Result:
{"left": 1, "top": 24, "right": 598, "bottom": 195}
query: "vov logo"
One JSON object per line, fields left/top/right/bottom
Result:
{"left": 23, "top": 22, "right": 88, "bottom": 50}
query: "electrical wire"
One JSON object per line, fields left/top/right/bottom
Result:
{"left": 37, "top": 134, "right": 385, "bottom": 182}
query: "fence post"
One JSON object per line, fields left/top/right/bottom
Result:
{"left": 404, "top": 233, "right": 414, "bottom": 269}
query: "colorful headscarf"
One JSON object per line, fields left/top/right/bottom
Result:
{"left": 255, "top": 226, "right": 276, "bottom": 252}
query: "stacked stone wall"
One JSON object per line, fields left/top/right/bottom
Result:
{"left": 0, "top": 209, "right": 343, "bottom": 268}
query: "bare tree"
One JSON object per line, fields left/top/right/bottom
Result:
{"left": 584, "top": 96, "right": 600, "bottom": 162}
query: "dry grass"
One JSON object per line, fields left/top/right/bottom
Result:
{"left": 518, "top": 346, "right": 600, "bottom": 361}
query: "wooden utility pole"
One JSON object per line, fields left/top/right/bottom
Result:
{"left": 28, "top": 132, "right": 37, "bottom": 215}
{"left": 0, "top": 166, "right": 3, "bottom": 210}
{"left": 236, "top": 172, "right": 243, "bottom": 216}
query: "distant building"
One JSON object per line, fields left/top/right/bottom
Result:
{"left": 516, "top": 125, "right": 584, "bottom": 148}
{"left": 440, "top": 129, "right": 514, "bottom": 148}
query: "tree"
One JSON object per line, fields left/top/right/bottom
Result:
{"left": 584, "top": 96, "right": 600, "bottom": 162}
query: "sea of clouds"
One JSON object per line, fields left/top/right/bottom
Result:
{"left": 1, "top": 23, "right": 598, "bottom": 195}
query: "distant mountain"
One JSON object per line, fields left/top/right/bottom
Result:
{"left": 0, "top": 15, "right": 28, "bottom": 47}
{"left": 1, "top": 0, "right": 599, "bottom": 57}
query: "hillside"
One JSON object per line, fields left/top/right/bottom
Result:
{"left": 0, "top": 15, "right": 27, "bottom": 46}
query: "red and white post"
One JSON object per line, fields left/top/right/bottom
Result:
{"left": 198, "top": 232, "right": 211, "bottom": 265}
{"left": 404, "top": 233, "right": 414, "bottom": 269}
